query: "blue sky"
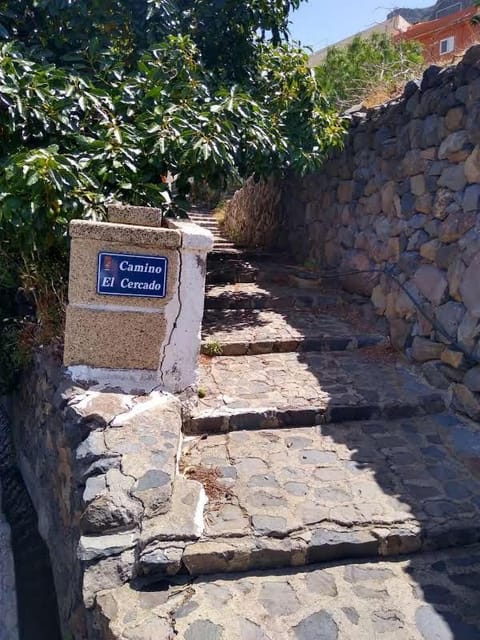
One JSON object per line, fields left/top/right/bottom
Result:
{"left": 289, "top": 0, "right": 434, "bottom": 51}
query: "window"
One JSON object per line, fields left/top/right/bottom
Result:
{"left": 440, "top": 36, "right": 455, "bottom": 55}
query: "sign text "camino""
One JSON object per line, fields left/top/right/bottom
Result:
{"left": 96, "top": 252, "right": 168, "bottom": 298}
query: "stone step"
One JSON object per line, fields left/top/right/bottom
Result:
{"left": 204, "top": 282, "right": 340, "bottom": 310}
{"left": 99, "top": 544, "right": 480, "bottom": 639}
{"left": 137, "top": 414, "right": 480, "bottom": 580}
{"left": 209, "top": 248, "right": 292, "bottom": 262}
{"left": 201, "top": 309, "right": 384, "bottom": 356}
{"left": 206, "top": 258, "right": 323, "bottom": 286}
{"left": 187, "top": 350, "right": 445, "bottom": 433}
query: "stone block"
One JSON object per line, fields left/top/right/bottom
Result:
{"left": 420, "top": 239, "right": 440, "bottom": 262}
{"left": 422, "top": 361, "right": 451, "bottom": 390}
{"left": 445, "top": 106, "right": 464, "bottom": 132}
{"left": 410, "top": 174, "right": 426, "bottom": 196}
{"left": 464, "top": 145, "right": 480, "bottom": 183}
{"left": 412, "top": 265, "right": 448, "bottom": 306}
{"left": 389, "top": 318, "right": 413, "bottom": 351}
{"left": 438, "top": 211, "right": 476, "bottom": 243}
{"left": 449, "top": 384, "right": 480, "bottom": 420}
{"left": 457, "top": 311, "right": 480, "bottom": 349}
{"left": 435, "top": 302, "right": 466, "bottom": 344}
{"left": 108, "top": 204, "right": 163, "bottom": 228}
{"left": 432, "top": 188, "right": 454, "bottom": 219}
{"left": 463, "top": 184, "right": 480, "bottom": 212}
{"left": 437, "top": 165, "right": 467, "bottom": 191}
{"left": 464, "top": 366, "right": 480, "bottom": 393}
{"left": 441, "top": 349, "right": 466, "bottom": 370}
{"left": 460, "top": 253, "right": 480, "bottom": 317}
{"left": 438, "top": 131, "right": 469, "bottom": 160}
{"left": 411, "top": 337, "right": 445, "bottom": 363}
{"left": 337, "top": 181, "right": 354, "bottom": 204}
{"left": 70, "top": 219, "right": 181, "bottom": 248}
{"left": 447, "top": 258, "right": 466, "bottom": 302}
{"left": 64, "top": 306, "right": 165, "bottom": 370}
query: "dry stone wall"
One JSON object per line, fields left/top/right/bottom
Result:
{"left": 10, "top": 350, "right": 193, "bottom": 639}
{"left": 226, "top": 46, "right": 480, "bottom": 420}
{"left": 223, "top": 176, "right": 285, "bottom": 249}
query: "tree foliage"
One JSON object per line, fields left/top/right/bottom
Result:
{"left": 314, "top": 34, "right": 425, "bottom": 111}
{"left": 0, "top": 0, "right": 345, "bottom": 390}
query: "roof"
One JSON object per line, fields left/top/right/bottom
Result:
{"left": 402, "top": 6, "right": 478, "bottom": 39}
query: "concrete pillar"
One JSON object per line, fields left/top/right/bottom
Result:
{"left": 63, "top": 205, "right": 213, "bottom": 393}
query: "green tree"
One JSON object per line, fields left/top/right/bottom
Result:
{"left": 0, "top": 0, "right": 346, "bottom": 390}
{"left": 314, "top": 33, "right": 425, "bottom": 111}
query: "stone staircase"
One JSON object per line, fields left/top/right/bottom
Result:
{"left": 97, "top": 212, "right": 480, "bottom": 638}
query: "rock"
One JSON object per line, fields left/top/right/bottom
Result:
{"left": 139, "top": 543, "right": 185, "bottom": 577}
{"left": 294, "top": 612, "right": 338, "bottom": 640}
{"left": 407, "top": 230, "right": 428, "bottom": 251}
{"left": 371, "top": 284, "right": 387, "bottom": 314}
{"left": 123, "top": 618, "right": 174, "bottom": 640}
{"left": 463, "top": 44, "right": 480, "bottom": 66}
{"left": 422, "top": 113, "right": 441, "bottom": 147}
{"left": 422, "top": 361, "right": 451, "bottom": 390}
{"left": 78, "top": 531, "right": 138, "bottom": 562}
{"left": 80, "top": 491, "right": 143, "bottom": 534}
{"left": 401, "top": 150, "right": 426, "bottom": 176}
{"left": 185, "top": 620, "right": 224, "bottom": 640}
{"left": 439, "top": 211, "right": 475, "bottom": 243}
{"left": 421, "top": 66, "right": 442, "bottom": 92}
{"left": 432, "top": 189, "right": 454, "bottom": 219}
{"left": 339, "top": 251, "right": 378, "bottom": 297}
{"left": 337, "top": 181, "right": 354, "bottom": 204}
{"left": 389, "top": 318, "right": 413, "bottom": 351}
{"left": 420, "top": 240, "right": 440, "bottom": 262}
{"left": 445, "top": 106, "right": 464, "bottom": 132}
{"left": 411, "top": 338, "right": 445, "bottom": 363}
{"left": 458, "top": 312, "right": 480, "bottom": 349}
{"left": 464, "top": 367, "right": 480, "bottom": 393}
{"left": 441, "top": 349, "right": 466, "bottom": 370}
{"left": 413, "top": 265, "right": 448, "bottom": 306}
{"left": 460, "top": 253, "right": 480, "bottom": 317}
{"left": 447, "top": 259, "right": 466, "bottom": 302}
{"left": 260, "top": 582, "right": 299, "bottom": 616}
{"left": 450, "top": 384, "right": 480, "bottom": 420}
{"left": 305, "top": 571, "right": 338, "bottom": 596}
{"left": 437, "top": 165, "right": 466, "bottom": 191}
{"left": 435, "top": 302, "right": 465, "bottom": 344}
{"left": 463, "top": 184, "right": 480, "bottom": 213}
{"left": 464, "top": 146, "right": 480, "bottom": 183}
{"left": 438, "top": 131, "right": 469, "bottom": 160}
{"left": 83, "top": 549, "right": 136, "bottom": 607}
{"left": 411, "top": 174, "right": 426, "bottom": 196}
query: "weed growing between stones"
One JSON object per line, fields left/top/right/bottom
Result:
{"left": 203, "top": 341, "right": 223, "bottom": 357}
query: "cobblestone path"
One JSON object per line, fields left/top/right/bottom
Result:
{"left": 99, "top": 215, "right": 480, "bottom": 638}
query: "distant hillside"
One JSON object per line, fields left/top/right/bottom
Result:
{"left": 388, "top": 0, "right": 474, "bottom": 23}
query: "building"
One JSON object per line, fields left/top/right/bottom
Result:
{"left": 308, "top": 15, "right": 411, "bottom": 67}
{"left": 388, "top": 0, "right": 475, "bottom": 24}
{"left": 399, "top": 6, "right": 480, "bottom": 62}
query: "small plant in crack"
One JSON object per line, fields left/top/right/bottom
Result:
{"left": 203, "top": 340, "right": 223, "bottom": 357}
{"left": 197, "top": 387, "right": 207, "bottom": 399}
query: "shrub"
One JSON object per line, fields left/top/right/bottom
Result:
{"left": 314, "top": 33, "right": 425, "bottom": 110}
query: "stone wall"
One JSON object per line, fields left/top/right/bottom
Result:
{"left": 226, "top": 46, "right": 480, "bottom": 420}
{"left": 223, "top": 176, "right": 285, "bottom": 249}
{"left": 10, "top": 349, "right": 198, "bottom": 639}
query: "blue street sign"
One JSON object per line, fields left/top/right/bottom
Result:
{"left": 96, "top": 252, "right": 168, "bottom": 298}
